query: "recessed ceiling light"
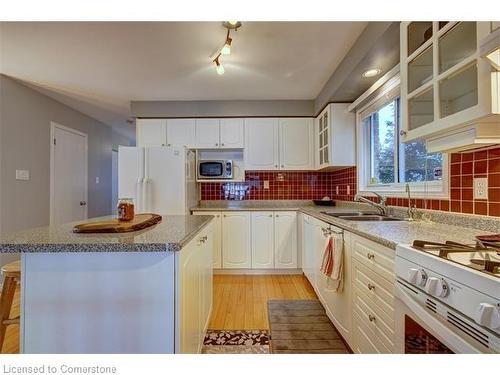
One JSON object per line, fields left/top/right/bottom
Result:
{"left": 362, "top": 68, "right": 381, "bottom": 78}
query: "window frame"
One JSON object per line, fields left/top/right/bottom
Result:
{"left": 356, "top": 76, "right": 449, "bottom": 199}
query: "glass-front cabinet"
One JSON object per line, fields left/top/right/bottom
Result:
{"left": 400, "top": 22, "right": 500, "bottom": 151}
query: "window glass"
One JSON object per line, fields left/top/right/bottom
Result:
{"left": 363, "top": 97, "right": 443, "bottom": 187}
{"left": 369, "top": 101, "right": 396, "bottom": 184}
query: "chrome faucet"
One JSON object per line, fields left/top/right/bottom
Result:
{"left": 354, "top": 192, "right": 388, "bottom": 216}
{"left": 405, "top": 183, "right": 417, "bottom": 221}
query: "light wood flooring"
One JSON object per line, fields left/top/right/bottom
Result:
{"left": 209, "top": 274, "right": 317, "bottom": 330}
{"left": 1, "top": 274, "right": 316, "bottom": 353}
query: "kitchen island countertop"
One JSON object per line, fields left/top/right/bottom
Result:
{"left": 0, "top": 214, "right": 214, "bottom": 253}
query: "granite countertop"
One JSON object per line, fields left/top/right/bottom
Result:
{"left": 0, "top": 215, "right": 214, "bottom": 253}
{"left": 192, "top": 200, "right": 500, "bottom": 250}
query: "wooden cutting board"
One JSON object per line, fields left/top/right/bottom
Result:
{"left": 73, "top": 214, "right": 162, "bottom": 233}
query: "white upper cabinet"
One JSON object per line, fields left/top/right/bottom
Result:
{"left": 220, "top": 119, "right": 244, "bottom": 148}
{"left": 400, "top": 22, "right": 500, "bottom": 152}
{"left": 166, "top": 119, "right": 195, "bottom": 147}
{"left": 279, "top": 118, "right": 314, "bottom": 170}
{"left": 315, "top": 104, "right": 355, "bottom": 169}
{"left": 195, "top": 119, "right": 220, "bottom": 148}
{"left": 222, "top": 212, "right": 251, "bottom": 269}
{"left": 244, "top": 118, "right": 280, "bottom": 170}
{"left": 136, "top": 119, "right": 167, "bottom": 147}
{"left": 251, "top": 212, "right": 275, "bottom": 269}
{"left": 274, "top": 211, "right": 297, "bottom": 269}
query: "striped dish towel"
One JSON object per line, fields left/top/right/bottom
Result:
{"left": 320, "top": 235, "right": 344, "bottom": 292}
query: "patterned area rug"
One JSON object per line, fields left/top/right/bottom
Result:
{"left": 202, "top": 330, "right": 270, "bottom": 354}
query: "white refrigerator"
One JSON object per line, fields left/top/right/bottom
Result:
{"left": 118, "top": 146, "right": 197, "bottom": 215}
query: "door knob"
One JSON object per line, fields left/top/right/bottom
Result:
{"left": 80, "top": 201, "right": 87, "bottom": 206}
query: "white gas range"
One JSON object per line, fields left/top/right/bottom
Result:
{"left": 395, "top": 240, "right": 500, "bottom": 354}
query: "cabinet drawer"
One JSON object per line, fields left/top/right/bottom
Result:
{"left": 353, "top": 310, "right": 392, "bottom": 354}
{"left": 351, "top": 235, "right": 394, "bottom": 282}
{"left": 353, "top": 259, "right": 395, "bottom": 326}
{"left": 353, "top": 291, "right": 394, "bottom": 352}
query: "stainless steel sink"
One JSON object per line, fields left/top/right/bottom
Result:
{"left": 321, "top": 211, "right": 402, "bottom": 221}
{"left": 339, "top": 215, "right": 402, "bottom": 222}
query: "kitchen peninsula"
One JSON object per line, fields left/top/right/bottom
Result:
{"left": 0, "top": 215, "right": 215, "bottom": 354}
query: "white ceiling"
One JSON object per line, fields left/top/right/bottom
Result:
{"left": 0, "top": 22, "right": 367, "bottom": 136}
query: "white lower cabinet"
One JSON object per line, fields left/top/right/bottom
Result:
{"left": 178, "top": 222, "right": 213, "bottom": 353}
{"left": 274, "top": 212, "right": 297, "bottom": 268}
{"left": 251, "top": 212, "right": 275, "bottom": 268}
{"left": 350, "top": 234, "right": 395, "bottom": 353}
{"left": 193, "top": 211, "right": 222, "bottom": 268}
{"left": 222, "top": 212, "right": 252, "bottom": 268}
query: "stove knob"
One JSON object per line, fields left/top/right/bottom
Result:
{"left": 475, "top": 303, "right": 500, "bottom": 330}
{"left": 415, "top": 269, "right": 427, "bottom": 286}
{"left": 408, "top": 268, "right": 419, "bottom": 284}
{"left": 424, "top": 277, "right": 449, "bottom": 298}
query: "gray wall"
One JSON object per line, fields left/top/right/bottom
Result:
{"left": 131, "top": 100, "right": 315, "bottom": 118}
{"left": 0, "top": 75, "right": 128, "bottom": 236}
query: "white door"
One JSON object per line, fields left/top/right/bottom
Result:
{"left": 280, "top": 118, "right": 314, "bottom": 170}
{"left": 146, "top": 147, "right": 186, "bottom": 215}
{"left": 195, "top": 119, "right": 220, "bottom": 148}
{"left": 222, "top": 212, "right": 251, "bottom": 268}
{"left": 193, "top": 211, "right": 222, "bottom": 268}
{"left": 136, "top": 119, "right": 167, "bottom": 147}
{"left": 274, "top": 211, "right": 297, "bottom": 268}
{"left": 251, "top": 212, "right": 274, "bottom": 269}
{"left": 167, "top": 119, "right": 195, "bottom": 147}
{"left": 244, "top": 118, "right": 279, "bottom": 170}
{"left": 51, "top": 123, "right": 87, "bottom": 225}
{"left": 220, "top": 118, "right": 244, "bottom": 148}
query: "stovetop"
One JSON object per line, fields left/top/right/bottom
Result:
{"left": 411, "top": 240, "right": 500, "bottom": 278}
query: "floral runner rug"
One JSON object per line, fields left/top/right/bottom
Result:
{"left": 201, "top": 330, "right": 270, "bottom": 354}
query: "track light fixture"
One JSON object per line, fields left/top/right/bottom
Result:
{"left": 213, "top": 54, "right": 225, "bottom": 75}
{"left": 211, "top": 21, "right": 242, "bottom": 75}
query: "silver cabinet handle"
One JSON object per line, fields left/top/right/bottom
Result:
{"left": 275, "top": 165, "right": 278, "bottom": 168}
{"left": 221, "top": 143, "right": 225, "bottom": 146}
{"left": 215, "top": 143, "right": 218, "bottom": 146}
{"left": 80, "top": 201, "right": 87, "bottom": 206}
{"left": 368, "top": 314, "right": 376, "bottom": 322}
{"left": 367, "top": 283, "right": 375, "bottom": 291}
{"left": 367, "top": 253, "right": 375, "bottom": 260}
{"left": 269, "top": 214, "right": 273, "bottom": 217}
{"left": 399, "top": 130, "right": 407, "bottom": 137}
{"left": 281, "top": 165, "right": 284, "bottom": 168}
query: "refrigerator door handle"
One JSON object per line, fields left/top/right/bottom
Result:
{"left": 143, "top": 178, "right": 153, "bottom": 213}
{"left": 136, "top": 178, "right": 144, "bottom": 213}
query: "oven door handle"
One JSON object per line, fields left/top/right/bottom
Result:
{"left": 395, "top": 282, "right": 483, "bottom": 354}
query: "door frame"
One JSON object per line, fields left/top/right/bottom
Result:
{"left": 50, "top": 122, "right": 88, "bottom": 225}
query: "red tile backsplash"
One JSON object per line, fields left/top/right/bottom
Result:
{"left": 200, "top": 145, "right": 500, "bottom": 217}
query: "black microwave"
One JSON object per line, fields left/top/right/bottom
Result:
{"left": 198, "top": 160, "right": 233, "bottom": 179}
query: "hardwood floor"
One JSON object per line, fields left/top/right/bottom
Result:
{"left": 209, "top": 274, "right": 317, "bottom": 330}
{"left": 1, "top": 274, "right": 316, "bottom": 353}
{"left": 1, "top": 285, "right": 20, "bottom": 354}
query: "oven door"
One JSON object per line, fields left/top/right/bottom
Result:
{"left": 198, "top": 161, "right": 224, "bottom": 179}
{"left": 395, "top": 280, "right": 485, "bottom": 354}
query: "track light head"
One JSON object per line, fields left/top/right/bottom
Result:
{"left": 221, "top": 37, "right": 232, "bottom": 55}
{"left": 213, "top": 55, "right": 225, "bottom": 75}
{"left": 222, "top": 21, "right": 242, "bottom": 30}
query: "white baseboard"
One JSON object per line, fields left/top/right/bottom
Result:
{"left": 214, "top": 268, "right": 303, "bottom": 275}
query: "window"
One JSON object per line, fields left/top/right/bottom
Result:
{"left": 359, "top": 96, "right": 446, "bottom": 197}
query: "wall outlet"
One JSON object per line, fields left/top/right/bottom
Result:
{"left": 95, "top": 177, "right": 100, "bottom": 184}
{"left": 15, "top": 169, "right": 30, "bottom": 181}
{"left": 347, "top": 185, "right": 350, "bottom": 196}
{"left": 474, "top": 177, "right": 488, "bottom": 200}
{"left": 336, "top": 186, "right": 339, "bottom": 195}
{"left": 263, "top": 180, "right": 270, "bottom": 189}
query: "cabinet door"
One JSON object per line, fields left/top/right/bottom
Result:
{"left": 274, "top": 211, "right": 297, "bottom": 268}
{"left": 279, "top": 118, "right": 314, "bottom": 170}
{"left": 136, "top": 119, "right": 167, "bottom": 147}
{"left": 193, "top": 211, "right": 222, "bottom": 268}
{"left": 244, "top": 118, "right": 279, "bottom": 170}
{"left": 195, "top": 119, "right": 220, "bottom": 148}
{"left": 220, "top": 119, "right": 244, "bottom": 148}
{"left": 222, "top": 212, "right": 251, "bottom": 268}
{"left": 302, "top": 215, "right": 315, "bottom": 284}
{"left": 166, "top": 119, "right": 195, "bottom": 147}
{"left": 200, "top": 225, "right": 214, "bottom": 337}
{"left": 251, "top": 212, "right": 274, "bottom": 268}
